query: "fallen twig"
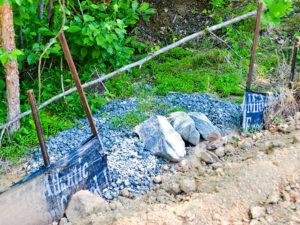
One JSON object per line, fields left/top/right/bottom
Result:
{"left": 208, "top": 30, "right": 242, "bottom": 58}
{"left": 94, "top": 66, "right": 109, "bottom": 93}
{"left": 77, "top": 0, "right": 84, "bottom": 18}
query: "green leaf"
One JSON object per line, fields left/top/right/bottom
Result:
{"left": 80, "top": 47, "right": 88, "bottom": 58}
{"left": 0, "top": 79, "right": 5, "bottom": 90}
{"left": 67, "top": 26, "right": 81, "bottom": 33}
{"left": 0, "top": 54, "right": 8, "bottom": 65}
{"left": 139, "top": 2, "right": 149, "bottom": 11}
{"left": 132, "top": 0, "right": 138, "bottom": 11}
{"left": 115, "top": 28, "right": 126, "bottom": 38}
{"left": 145, "top": 8, "right": 156, "bottom": 14}
{"left": 92, "top": 49, "right": 100, "bottom": 59}
{"left": 15, "top": 0, "right": 23, "bottom": 6}
{"left": 83, "top": 14, "right": 95, "bottom": 22}
{"left": 27, "top": 54, "right": 36, "bottom": 65}
{"left": 142, "top": 15, "right": 149, "bottom": 21}
{"left": 0, "top": 0, "right": 6, "bottom": 6}
{"left": 96, "top": 35, "right": 105, "bottom": 46}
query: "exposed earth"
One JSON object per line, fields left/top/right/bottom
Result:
{"left": 53, "top": 113, "right": 300, "bottom": 225}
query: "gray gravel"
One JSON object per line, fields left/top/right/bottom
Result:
{"left": 26, "top": 93, "right": 242, "bottom": 200}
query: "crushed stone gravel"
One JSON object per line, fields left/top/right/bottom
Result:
{"left": 26, "top": 93, "right": 242, "bottom": 200}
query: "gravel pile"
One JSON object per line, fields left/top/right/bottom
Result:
{"left": 26, "top": 93, "right": 242, "bottom": 200}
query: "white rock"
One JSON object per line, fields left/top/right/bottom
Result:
{"left": 121, "top": 188, "right": 130, "bottom": 198}
{"left": 153, "top": 175, "right": 163, "bottom": 184}
{"left": 59, "top": 217, "right": 68, "bottom": 225}
{"left": 266, "top": 191, "right": 281, "bottom": 204}
{"left": 207, "top": 140, "right": 223, "bottom": 150}
{"left": 188, "top": 112, "right": 221, "bottom": 140}
{"left": 224, "top": 145, "right": 235, "bottom": 155}
{"left": 167, "top": 182, "right": 181, "bottom": 195}
{"left": 135, "top": 115, "right": 186, "bottom": 162}
{"left": 241, "top": 138, "right": 253, "bottom": 150}
{"left": 179, "top": 178, "right": 196, "bottom": 194}
{"left": 250, "top": 206, "right": 265, "bottom": 219}
{"left": 200, "top": 150, "right": 219, "bottom": 164}
{"left": 215, "top": 147, "right": 225, "bottom": 157}
{"left": 168, "top": 111, "right": 200, "bottom": 145}
{"left": 66, "top": 190, "right": 108, "bottom": 224}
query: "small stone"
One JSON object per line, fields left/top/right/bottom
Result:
{"left": 179, "top": 178, "right": 196, "bottom": 194}
{"left": 59, "top": 217, "right": 68, "bottom": 225}
{"left": 250, "top": 206, "right": 265, "bottom": 219}
{"left": 278, "top": 123, "right": 289, "bottom": 133}
{"left": 292, "top": 135, "right": 300, "bottom": 144}
{"left": 109, "top": 201, "right": 122, "bottom": 211}
{"left": 200, "top": 150, "right": 219, "bottom": 164}
{"left": 66, "top": 190, "right": 108, "bottom": 224}
{"left": 121, "top": 188, "right": 130, "bottom": 198}
{"left": 162, "top": 165, "right": 169, "bottom": 171}
{"left": 241, "top": 138, "right": 253, "bottom": 150}
{"left": 216, "top": 168, "right": 224, "bottom": 176}
{"left": 249, "top": 219, "right": 260, "bottom": 225}
{"left": 224, "top": 145, "right": 235, "bottom": 155}
{"left": 215, "top": 147, "right": 225, "bottom": 157}
{"left": 211, "top": 162, "right": 222, "bottom": 170}
{"left": 167, "top": 182, "right": 181, "bottom": 195}
{"left": 266, "top": 191, "right": 281, "bottom": 204}
{"left": 153, "top": 175, "right": 163, "bottom": 184}
{"left": 207, "top": 140, "right": 223, "bottom": 150}
{"left": 281, "top": 190, "right": 290, "bottom": 202}
{"left": 295, "top": 112, "right": 300, "bottom": 121}
{"left": 179, "top": 159, "right": 187, "bottom": 167}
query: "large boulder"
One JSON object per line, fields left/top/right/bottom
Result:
{"left": 135, "top": 115, "right": 186, "bottom": 162}
{"left": 188, "top": 112, "right": 221, "bottom": 141}
{"left": 65, "top": 190, "right": 108, "bottom": 224}
{"left": 167, "top": 111, "right": 200, "bottom": 145}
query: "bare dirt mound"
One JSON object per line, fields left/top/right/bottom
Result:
{"left": 135, "top": 0, "right": 211, "bottom": 44}
{"left": 71, "top": 122, "right": 300, "bottom": 225}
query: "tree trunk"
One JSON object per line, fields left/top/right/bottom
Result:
{"left": 47, "top": 0, "right": 54, "bottom": 29}
{"left": 36, "top": 0, "right": 45, "bottom": 43}
{"left": 0, "top": 2, "right": 21, "bottom": 134}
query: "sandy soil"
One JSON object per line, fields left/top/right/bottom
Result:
{"left": 73, "top": 123, "right": 300, "bottom": 225}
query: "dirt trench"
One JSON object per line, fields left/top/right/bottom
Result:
{"left": 71, "top": 122, "right": 300, "bottom": 225}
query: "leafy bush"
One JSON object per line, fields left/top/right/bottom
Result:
{"left": 0, "top": 0, "right": 155, "bottom": 161}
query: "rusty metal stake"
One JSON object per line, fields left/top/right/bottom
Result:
{"left": 27, "top": 90, "right": 50, "bottom": 167}
{"left": 58, "top": 32, "right": 98, "bottom": 137}
{"left": 289, "top": 37, "right": 300, "bottom": 88}
{"left": 246, "top": 1, "right": 263, "bottom": 91}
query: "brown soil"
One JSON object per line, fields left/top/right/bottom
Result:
{"left": 0, "top": 159, "right": 27, "bottom": 192}
{"left": 72, "top": 122, "right": 300, "bottom": 225}
{"left": 135, "top": 0, "right": 211, "bottom": 44}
